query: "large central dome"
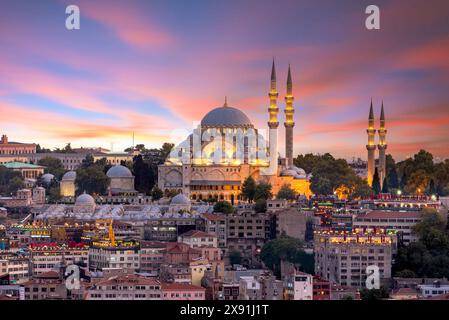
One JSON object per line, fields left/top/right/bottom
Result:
{"left": 201, "top": 106, "right": 253, "bottom": 128}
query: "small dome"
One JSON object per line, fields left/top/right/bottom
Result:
{"left": 280, "top": 169, "right": 297, "bottom": 177}
{"left": 289, "top": 166, "right": 307, "bottom": 176}
{"left": 107, "top": 165, "right": 133, "bottom": 178}
{"left": 201, "top": 106, "right": 253, "bottom": 128}
{"left": 62, "top": 171, "right": 76, "bottom": 181}
{"left": 75, "top": 193, "right": 96, "bottom": 206}
{"left": 41, "top": 173, "right": 55, "bottom": 184}
{"left": 170, "top": 193, "right": 190, "bottom": 205}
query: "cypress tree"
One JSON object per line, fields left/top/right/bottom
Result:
{"left": 382, "top": 177, "right": 389, "bottom": 193}
{"left": 372, "top": 168, "right": 381, "bottom": 195}
{"left": 387, "top": 167, "right": 399, "bottom": 189}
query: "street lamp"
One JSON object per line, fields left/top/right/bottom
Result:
{"left": 397, "top": 190, "right": 402, "bottom": 196}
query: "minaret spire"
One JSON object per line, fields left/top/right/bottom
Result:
{"left": 366, "top": 99, "right": 376, "bottom": 186}
{"left": 265, "top": 59, "right": 280, "bottom": 176}
{"left": 223, "top": 96, "right": 228, "bottom": 107}
{"left": 284, "top": 64, "right": 295, "bottom": 167}
{"left": 287, "top": 64, "right": 292, "bottom": 96}
{"left": 378, "top": 101, "right": 387, "bottom": 190}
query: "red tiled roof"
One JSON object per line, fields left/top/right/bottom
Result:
{"left": 356, "top": 211, "right": 423, "bottom": 220}
{"left": 202, "top": 213, "right": 225, "bottom": 221}
{"left": 140, "top": 240, "right": 167, "bottom": 249}
{"left": 95, "top": 274, "right": 160, "bottom": 286}
{"left": 179, "top": 230, "right": 216, "bottom": 238}
{"left": 161, "top": 283, "right": 206, "bottom": 291}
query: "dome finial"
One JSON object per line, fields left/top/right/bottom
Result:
{"left": 224, "top": 96, "right": 228, "bottom": 107}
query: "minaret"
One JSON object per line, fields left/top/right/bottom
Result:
{"left": 284, "top": 64, "right": 295, "bottom": 168}
{"left": 366, "top": 99, "right": 376, "bottom": 186}
{"left": 266, "top": 59, "right": 279, "bottom": 175}
{"left": 378, "top": 101, "right": 387, "bottom": 189}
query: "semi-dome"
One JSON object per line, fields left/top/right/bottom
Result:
{"left": 107, "top": 165, "right": 133, "bottom": 178}
{"left": 62, "top": 171, "right": 76, "bottom": 181}
{"left": 170, "top": 193, "right": 190, "bottom": 205}
{"left": 75, "top": 193, "right": 96, "bottom": 207}
{"left": 201, "top": 106, "right": 253, "bottom": 128}
{"left": 41, "top": 173, "right": 55, "bottom": 184}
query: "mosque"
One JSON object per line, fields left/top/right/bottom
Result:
{"left": 158, "top": 61, "right": 312, "bottom": 203}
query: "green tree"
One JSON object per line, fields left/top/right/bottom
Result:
{"left": 387, "top": 167, "right": 399, "bottom": 190}
{"left": 393, "top": 208, "right": 449, "bottom": 278}
{"left": 312, "top": 177, "right": 332, "bottom": 195}
{"left": 359, "top": 287, "right": 390, "bottom": 300}
{"left": 75, "top": 167, "right": 110, "bottom": 196}
{"left": 6, "top": 176, "right": 25, "bottom": 195}
{"left": 381, "top": 177, "right": 389, "bottom": 193}
{"left": 80, "top": 154, "right": 95, "bottom": 169}
{"left": 160, "top": 143, "right": 174, "bottom": 162}
{"left": 133, "top": 155, "right": 154, "bottom": 193}
{"left": 400, "top": 172, "right": 408, "bottom": 190}
{"left": 405, "top": 169, "right": 429, "bottom": 195}
{"left": 395, "top": 269, "right": 417, "bottom": 278}
{"left": 0, "top": 167, "right": 25, "bottom": 196}
{"left": 260, "top": 234, "right": 312, "bottom": 276}
{"left": 151, "top": 186, "right": 163, "bottom": 201}
{"left": 308, "top": 154, "right": 360, "bottom": 196}
{"left": 228, "top": 250, "right": 242, "bottom": 265}
{"left": 427, "top": 179, "right": 436, "bottom": 196}
{"left": 47, "top": 186, "right": 61, "bottom": 203}
{"left": 254, "top": 199, "right": 267, "bottom": 213}
{"left": 241, "top": 176, "right": 256, "bottom": 202}
{"left": 276, "top": 184, "right": 297, "bottom": 200}
{"left": 372, "top": 168, "right": 381, "bottom": 195}
{"left": 254, "top": 182, "right": 272, "bottom": 201}
{"left": 351, "top": 179, "right": 373, "bottom": 199}
{"left": 213, "top": 201, "right": 234, "bottom": 214}
{"left": 293, "top": 153, "right": 322, "bottom": 174}
{"left": 37, "top": 156, "right": 65, "bottom": 180}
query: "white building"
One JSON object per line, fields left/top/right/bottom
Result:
{"left": 314, "top": 230, "right": 394, "bottom": 288}
{"left": 88, "top": 240, "right": 140, "bottom": 271}
{"left": 177, "top": 230, "right": 218, "bottom": 248}
{"left": 284, "top": 271, "right": 313, "bottom": 300}
{"left": 418, "top": 282, "right": 449, "bottom": 298}
{"left": 87, "top": 274, "right": 161, "bottom": 300}
{"left": 29, "top": 243, "right": 89, "bottom": 275}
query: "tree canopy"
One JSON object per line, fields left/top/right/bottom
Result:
{"left": 241, "top": 176, "right": 256, "bottom": 202}
{"left": 0, "top": 166, "right": 24, "bottom": 196}
{"left": 260, "top": 234, "right": 314, "bottom": 276}
{"left": 37, "top": 156, "right": 65, "bottom": 180}
{"left": 394, "top": 208, "right": 449, "bottom": 278}
{"left": 276, "top": 184, "right": 297, "bottom": 200}
{"left": 213, "top": 200, "right": 234, "bottom": 214}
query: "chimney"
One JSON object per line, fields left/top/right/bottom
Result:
{"left": 1, "top": 135, "right": 8, "bottom": 144}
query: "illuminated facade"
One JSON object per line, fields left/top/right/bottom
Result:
{"left": 314, "top": 229, "right": 394, "bottom": 288}
{"left": 158, "top": 61, "right": 311, "bottom": 201}
{"left": 28, "top": 242, "right": 89, "bottom": 275}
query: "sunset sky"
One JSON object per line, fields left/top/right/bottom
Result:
{"left": 1, "top": 0, "right": 449, "bottom": 161}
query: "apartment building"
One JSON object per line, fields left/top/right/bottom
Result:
{"left": 353, "top": 210, "right": 422, "bottom": 245}
{"left": 87, "top": 274, "right": 161, "bottom": 300}
{"left": 314, "top": 230, "right": 394, "bottom": 288}
{"left": 29, "top": 242, "right": 89, "bottom": 275}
